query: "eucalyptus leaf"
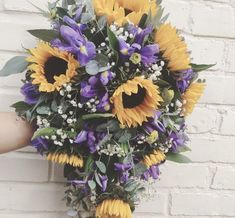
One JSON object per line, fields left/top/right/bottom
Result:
{"left": 96, "top": 161, "right": 106, "bottom": 173}
{"left": 177, "top": 146, "right": 192, "bottom": 153}
{"left": 94, "top": 172, "right": 102, "bottom": 187}
{"left": 166, "top": 153, "right": 192, "bottom": 163}
{"left": 97, "top": 16, "right": 107, "bottom": 30}
{"left": 86, "top": 60, "right": 99, "bottom": 75}
{"left": 82, "top": 113, "right": 113, "bottom": 120}
{"left": 36, "top": 105, "right": 51, "bottom": 115}
{"left": 107, "top": 27, "right": 119, "bottom": 52}
{"left": 67, "top": 208, "right": 78, "bottom": 217}
{"left": 88, "top": 180, "right": 96, "bottom": 190}
{"left": 133, "top": 163, "right": 148, "bottom": 176}
{"left": 32, "top": 127, "right": 57, "bottom": 140}
{"left": 191, "top": 63, "right": 215, "bottom": 72}
{"left": 28, "top": 29, "right": 59, "bottom": 42}
{"left": 0, "top": 56, "right": 28, "bottom": 77}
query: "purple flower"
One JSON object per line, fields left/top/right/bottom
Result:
{"left": 31, "top": 137, "right": 48, "bottom": 154}
{"left": 75, "top": 129, "right": 107, "bottom": 154}
{"left": 80, "top": 73, "right": 113, "bottom": 112}
{"left": 177, "top": 69, "right": 196, "bottom": 93}
{"left": 118, "top": 28, "right": 159, "bottom": 66}
{"left": 142, "top": 164, "right": 160, "bottom": 181}
{"left": 99, "top": 175, "right": 108, "bottom": 192}
{"left": 114, "top": 162, "right": 133, "bottom": 183}
{"left": 169, "top": 130, "right": 189, "bottom": 153}
{"left": 75, "top": 130, "right": 88, "bottom": 143}
{"left": 114, "top": 162, "right": 133, "bottom": 171}
{"left": 21, "top": 83, "right": 39, "bottom": 105}
{"left": 52, "top": 16, "right": 96, "bottom": 66}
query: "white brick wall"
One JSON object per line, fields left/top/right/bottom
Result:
{"left": 0, "top": 0, "right": 234, "bottom": 217}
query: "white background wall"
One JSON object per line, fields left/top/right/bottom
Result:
{"left": 0, "top": 0, "right": 235, "bottom": 217}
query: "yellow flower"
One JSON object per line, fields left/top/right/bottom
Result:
{"left": 155, "top": 23, "right": 191, "bottom": 72}
{"left": 96, "top": 199, "right": 132, "bottom": 218}
{"left": 110, "top": 76, "right": 163, "bottom": 128}
{"left": 182, "top": 82, "right": 205, "bottom": 116}
{"left": 117, "top": 0, "right": 158, "bottom": 26}
{"left": 93, "top": 0, "right": 158, "bottom": 26}
{"left": 27, "top": 42, "right": 79, "bottom": 92}
{"left": 142, "top": 150, "right": 166, "bottom": 168}
{"left": 92, "top": 0, "right": 125, "bottom": 25}
{"left": 46, "top": 152, "right": 84, "bottom": 168}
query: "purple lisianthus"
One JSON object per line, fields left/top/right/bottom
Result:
{"left": 114, "top": 162, "right": 133, "bottom": 183}
{"left": 177, "top": 69, "right": 196, "bottom": 93}
{"left": 80, "top": 72, "right": 114, "bottom": 112}
{"left": 75, "top": 129, "right": 107, "bottom": 153}
{"left": 142, "top": 164, "right": 160, "bottom": 181}
{"left": 118, "top": 26, "right": 159, "bottom": 66}
{"left": 99, "top": 174, "right": 108, "bottom": 192}
{"left": 51, "top": 16, "right": 96, "bottom": 66}
{"left": 169, "top": 129, "right": 189, "bottom": 153}
{"left": 21, "top": 83, "right": 39, "bottom": 105}
{"left": 31, "top": 137, "right": 48, "bottom": 154}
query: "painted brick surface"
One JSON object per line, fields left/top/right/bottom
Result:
{"left": 0, "top": 0, "right": 234, "bottom": 217}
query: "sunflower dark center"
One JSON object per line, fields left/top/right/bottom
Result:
{"left": 122, "top": 85, "right": 146, "bottom": 109}
{"left": 125, "top": 8, "right": 133, "bottom": 16}
{"left": 44, "top": 57, "right": 68, "bottom": 83}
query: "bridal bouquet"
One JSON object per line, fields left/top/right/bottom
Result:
{"left": 0, "top": 0, "right": 213, "bottom": 217}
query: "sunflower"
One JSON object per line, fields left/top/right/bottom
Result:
{"left": 93, "top": 0, "right": 158, "bottom": 26}
{"left": 27, "top": 42, "right": 79, "bottom": 92}
{"left": 142, "top": 150, "right": 166, "bottom": 168}
{"left": 155, "top": 23, "right": 191, "bottom": 72}
{"left": 93, "top": 0, "right": 125, "bottom": 25}
{"left": 96, "top": 199, "right": 132, "bottom": 218}
{"left": 110, "top": 77, "right": 163, "bottom": 128}
{"left": 182, "top": 82, "right": 205, "bottom": 116}
{"left": 46, "top": 152, "right": 84, "bottom": 168}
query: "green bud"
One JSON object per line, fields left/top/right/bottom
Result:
{"left": 162, "top": 88, "right": 174, "bottom": 105}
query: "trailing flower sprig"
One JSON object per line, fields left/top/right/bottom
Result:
{"left": 0, "top": 0, "right": 214, "bottom": 217}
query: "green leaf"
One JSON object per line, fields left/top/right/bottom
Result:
{"left": 94, "top": 172, "right": 102, "bottom": 187}
{"left": 0, "top": 56, "right": 28, "bottom": 77}
{"left": 82, "top": 113, "right": 113, "bottom": 120}
{"left": 177, "top": 146, "right": 192, "bottom": 153}
{"left": 107, "top": 27, "right": 119, "bottom": 51}
{"left": 138, "top": 13, "right": 148, "bottom": 28}
{"left": 56, "top": 7, "right": 69, "bottom": 19}
{"left": 27, "top": 29, "right": 59, "bottom": 42}
{"left": 191, "top": 63, "right": 215, "bottom": 72}
{"left": 32, "top": 127, "right": 57, "bottom": 140}
{"left": 95, "top": 161, "right": 106, "bottom": 173}
{"left": 11, "top": 101, "right": 32, "bottom": 113}
{"left": 166, "top": 153, "right": 192, "bottom": 163}
{"left": 85, "top": 155, "right": 94, "bottom": 173}
{"left": 133, "top": 163, "right": 148, "bottom": 176}
{"left": 36, "top": 105, "right": 51, "bottom": 115}
{"left": 88, "top": 180, "right": 96, "bottom": 190}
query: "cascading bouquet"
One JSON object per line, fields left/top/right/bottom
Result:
{"left": 0, "top": 0, "right": 214, "bottom": 217}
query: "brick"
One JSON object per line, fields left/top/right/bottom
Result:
{"left": 220, "top": 109, "right": 235, "bottom": 135}
{"left": 187, "top": 137, "right": 235, "bottom": 163}
{"left": 135, "top": 192, "right": 167, "bottom": 214}
{"left": 186, "top": 106, "right": 219, "bottom": 134}
{"left": 156, "top": 162, "right": 210, "bottom": 188}
{"left": 190, "top": 2, "right": 235, "bottom": 38}
{"left": 0, "top": 14, "right": 49, "bottom": 52}
{"left": 4, "top": 0, "right": 48, "bottom": 13}
{"left": 186, "top": 37, "right": 225, "bottom": 71}
{"left": 0, "top": 183, "right": 66, "bottom": 211}
{"left": 171, "top": 191, "right": 235, "bottom": 216}
{"left": 0, "top": 213, "right": 68, "bottom": 218}
{"left": 0, "top": 152, "right": 49, "bottom": 182}
{"left": 212, "top": 167, "right": 235, "bottom": 190}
